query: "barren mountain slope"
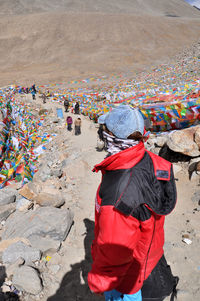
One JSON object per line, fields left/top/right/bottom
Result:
{"left": 0, "top": 0, "right": 199, "bottom": 85}
{"left": 1, "top": 0, "right": 200, "bottom": 16}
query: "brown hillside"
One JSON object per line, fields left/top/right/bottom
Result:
{"left": 0, "top": 0, "right": 199, "bottom": 85}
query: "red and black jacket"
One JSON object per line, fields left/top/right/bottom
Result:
{"left": 88, "top": 142, "right": 177, "bottom": 294}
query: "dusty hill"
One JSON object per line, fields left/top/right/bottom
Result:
{"left": 0, "top": 0, "right": 199, "bottom": 86}
{"left": 1, "top": 0, "right": 200, "bottom": 16}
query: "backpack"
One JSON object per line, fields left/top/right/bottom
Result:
{"left": 142, "top": 255, "right": 179, "bottom": 301}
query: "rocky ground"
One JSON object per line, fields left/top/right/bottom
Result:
{"left": 0, "top": 92, "right": 199, "bottom": 301}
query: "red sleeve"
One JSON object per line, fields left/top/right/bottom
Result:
{"left": 88, "top": 206, "right": 141, "bottom": 293}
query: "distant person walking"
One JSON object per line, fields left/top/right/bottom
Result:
{"left": 74, "top": 102, "right": 80, "bottom": 114}
{"left": 31, "top": 89, "right": 36, "bottom": 100}
{"left": 32, "top": 84, "right": 36, "bottom": 94}
{"left": 66, "top": 116, "right": 73, "bottom": 131}
{"left": 64, "top": 98, "right": 70, "bottom": 112}
{"left": 74, "top": 117, "right": 81, "bottom": 135}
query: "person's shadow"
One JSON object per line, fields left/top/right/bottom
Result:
{"left": 0, "top": 266, "right": 20, "bottom": 300}
{"left": 47, "top": 218, "right": 103, "bottom": 301}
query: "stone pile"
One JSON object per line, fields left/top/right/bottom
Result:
{"left": 145, "top": 125, "right": 200, "bottom": 179}
{"left": 0, "top": 115, "right": 75, "bottom": 299}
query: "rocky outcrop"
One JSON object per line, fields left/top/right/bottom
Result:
{"left": 2, "top": 207, "right": 74, "bottom": 252}
{"left": 166, "top": 126, "right": 200, "bottom": 157}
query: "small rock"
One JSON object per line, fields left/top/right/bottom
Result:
{"left": 34, "top": 192, "right": 65, "bottom": 208}
{"left": 2, "top": 241, "right": 41, "bottom": 264}
{"left": 182, "top": 234, "right": 190, "bottom": 239}
{"left": 47, "top": 253, "right": 62, "bottom": 265}
{"left": 0, "top": 187, "right": 17, "bottom": 206}
{"left": 13, "top": 266, "right": 42, "bottom": 295}
{"left": 18, "top": 184, "right": 36, "bottom": 201}
{"left": 51, "top": 169, "right": 63, "bottom": 178}
{"left": 33, "top": 164, "right": 52, "bottom": 182}
{"left": 16, "top": 198, "right": 33, "bottom": 211}
{"left": 191, "top": 190, "right": 200, "bottom": 202}
{"left": 48, "top": 264, "right": 60, "bottom": 274}
{"left": 0, "top": 203, "right": 16, "bottom": 223}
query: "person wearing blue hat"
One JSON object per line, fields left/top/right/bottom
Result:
{"left": 88, "top": 105, "right": 178, "bottom": 301}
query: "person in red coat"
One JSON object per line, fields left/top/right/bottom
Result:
{"left": 88, "top": 105, "right": 178, "bottom": 301}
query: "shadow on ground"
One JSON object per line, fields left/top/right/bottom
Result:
{"left": 47, "top": 218, "right": 103, "bottom": 301}
{"left": 0, "top": 266, "right": 19, "bottom": 300}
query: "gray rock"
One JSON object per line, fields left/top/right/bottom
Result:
{"left": 34, "top": 192, "right": 65, "bottom": 208}
{"left": 0, "top": 203, "right": 15, "bottom": 223}
{"left": 33, "top": 164, "right": 51, "bottom": 182}
{"left": 48, "top": 264, "right": 60, "bottom": 274}
{"left": 51, "top": 169, "right": 63, "bottom": 178}
{"left": 2, "top": 207, "right": 74, "bottom": 251}
{"left": 2, "top": 241, "right": 41, "bottom": 264}
{"left": 16, "top": 198, "right": 32, "bottom": 211}
{"left": 28, "top": 235, "right": 61, "bottom": 253}
{"left": 6, "top": 257, "right": 25, "bottom": 278}
{"left": 0, "top": 187, "right": 18, "bottom": 206}
{"left": 13, "top": 266, "right": 42, "bottom": 295}
{"left": 191, "top": 190, "right": 200, "bottom": 203}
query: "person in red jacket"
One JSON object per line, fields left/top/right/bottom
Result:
{"left": 88, "top": 105, "right": 178, "bottom": 301}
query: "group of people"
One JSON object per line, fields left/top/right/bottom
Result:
{"left": 66, "top": 116, "right": 81, "bottom": 135}
{"left": 64, "top": 97, "right": 80, "bottom": 115}
{"left": 64, "top": 97, "right": 81, "bottom": 135}
{"left": 88, "top": 105, "right": 179, "bottom": 301}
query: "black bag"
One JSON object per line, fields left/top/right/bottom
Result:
{"left": 142, "top": 255, "right": 179, "bottom": 301}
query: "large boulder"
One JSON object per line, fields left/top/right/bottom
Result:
{"left": 166, "top": 126, "right": 200, "bottom": 157}
{"left": 12, "top": 266, "right": 42, "bottom": 295}
{"left": 2, "top": 207, "right": 74, "bottom": 252}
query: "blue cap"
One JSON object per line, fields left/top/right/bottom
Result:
{"left": 98, "top": 105, "right": 144, "bottom": 139}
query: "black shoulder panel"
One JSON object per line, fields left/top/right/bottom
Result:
{"left": 99, "top": 168, "right": 131, "bottom": 206}
{"left": 99, "top": 152, "right": 176, "bottom": 219}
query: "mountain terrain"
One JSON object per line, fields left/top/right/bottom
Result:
{"left": 0, "top": 0, "right": 199, "bottom": 85}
